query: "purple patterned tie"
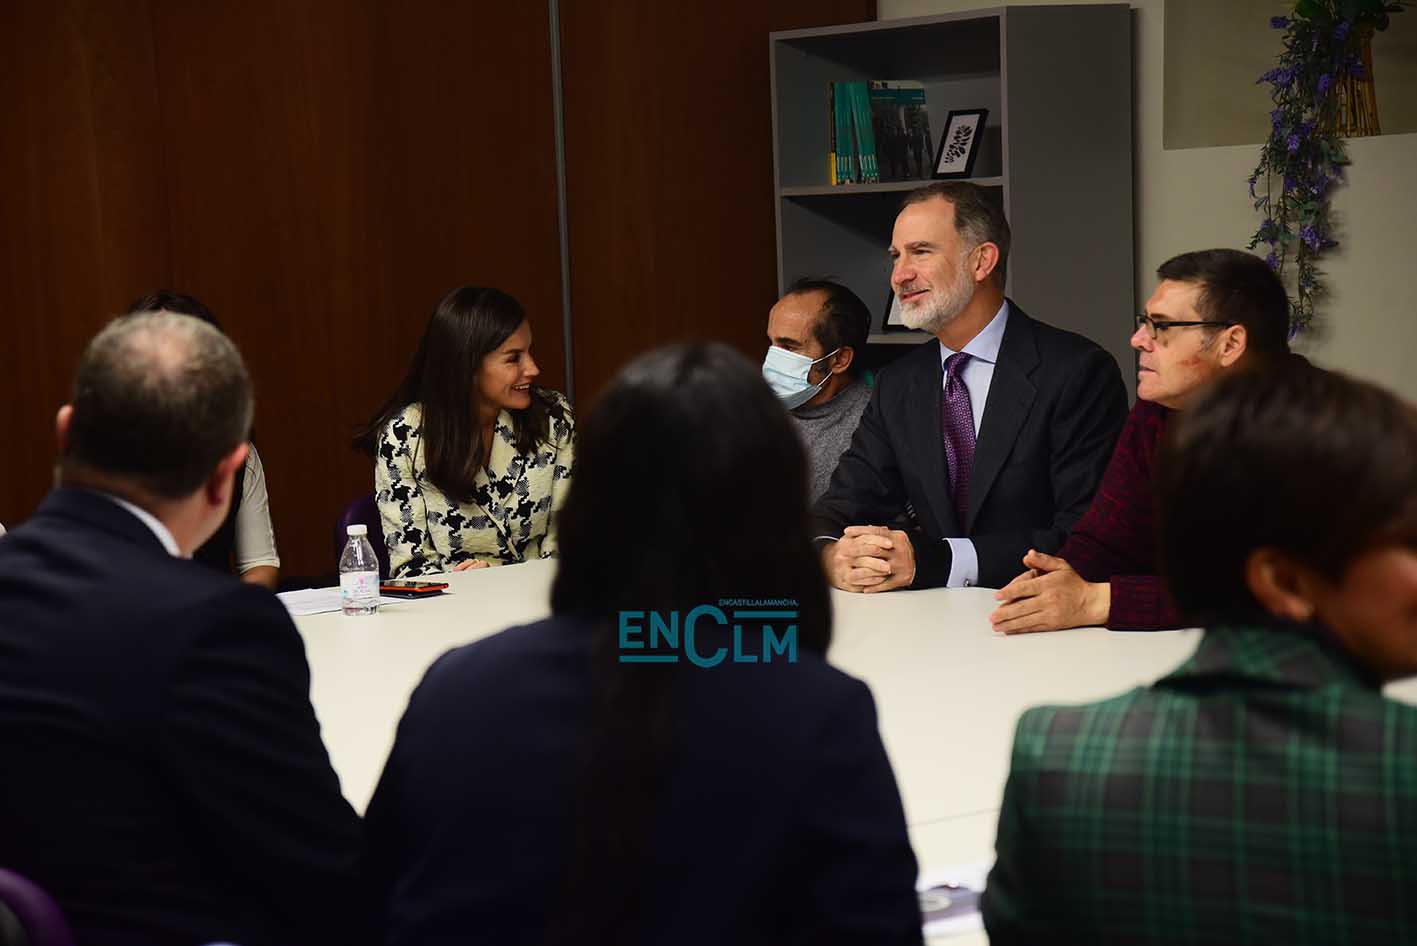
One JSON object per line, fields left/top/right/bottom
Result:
{"left": 940, "top": 352, "right": 976, "bottom": 528}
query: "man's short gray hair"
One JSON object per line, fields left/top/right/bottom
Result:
{"left": 63, "top": 312, "right": 253, "bottom": 498}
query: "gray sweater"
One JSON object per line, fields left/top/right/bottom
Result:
{"left": 791, "top": 379, "right": 872, "bottom": 504}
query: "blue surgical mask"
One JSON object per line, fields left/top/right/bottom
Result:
{"left": 762, "top": 346, "right": 840, "bottom": 411}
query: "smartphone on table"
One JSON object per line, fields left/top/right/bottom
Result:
{"left": 379, "top": 579, "right": 449, "bottom": 599}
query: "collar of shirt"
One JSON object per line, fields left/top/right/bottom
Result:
{"left": 938, "top": 299, "right": 1010, "bottom": 368}
{"left": 1161, "top": 623, "right": 1381, "bottom": 693}
{"left": 95, "top": 490, "right": 184, "bottom": 558}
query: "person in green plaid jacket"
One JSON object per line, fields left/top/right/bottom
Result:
{"left": 983, "top": 360, "right": 1417, "bottom": 944}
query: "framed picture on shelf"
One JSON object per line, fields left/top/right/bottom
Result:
{"left": 933, "top": 108, "right": 988, "bottom": 179}
{"left": 881, "top": 288, "right": 909, "bottom": 333}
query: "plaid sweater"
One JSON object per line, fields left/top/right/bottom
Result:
{"left": 1058, "top": 398, "right": 1181, "bottom": 631}
{"left": 982, "top": 625, "right": 1417, "bottom": 945}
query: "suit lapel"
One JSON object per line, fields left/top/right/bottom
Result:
{"left": 903, "top": 349, "right": 958, "bottom": 536}
{"left": 967, "top": 307, "right": 1039, "bottom": 529}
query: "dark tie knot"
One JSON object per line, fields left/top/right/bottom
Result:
{"left": 945, "top": 351, "right": 971, "bottom": 382}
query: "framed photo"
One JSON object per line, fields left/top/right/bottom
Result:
{"left": 933, "top": 108, "right": 988, "bottom": 179}
{"left": 881, "top": 288, "right": 910, "bottom": 333}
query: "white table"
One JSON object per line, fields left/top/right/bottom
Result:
{"left": 295, "top": 559, "right": 1417, "bottom": 944}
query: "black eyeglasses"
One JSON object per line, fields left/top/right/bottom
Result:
{"left": 1134, "top": 313, "right": 1233, "bottom": 339}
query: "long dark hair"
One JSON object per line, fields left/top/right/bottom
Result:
{"left": 547, "top": 343, "right": 831, "bottom": 943}
{"left": 354, "top": 286, "right": 556, "bottom": 500}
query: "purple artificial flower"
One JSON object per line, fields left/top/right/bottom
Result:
{"left": 1313, "top": 173, "right": 1330, "bottom": 193}
{"left": 1300, "top": 224, "right": 1322, "bottom": 250}
{"left": 1283, "top": 174, "right": 1297, "bottom": 193}
{"left": 1317, "top": 74, "right": 1332, "bottom": 95}
{"left": 1271, "top": 107, "right": 1285, "bottom": 129}
{"left": 1258, "top": 67, "right": 1280, "bottom": 85}
{"left": 1336, "top": 21, "right": 1350, "bottom": 41}
{"left": 1266, "top": 251, "right": 1280, "bottom": 270}
{"left": 1287, "top": 133, "right": 1301, "bottom": 153}
{"left": 1271, "top": 15, "right": 1289, "bottom": 28}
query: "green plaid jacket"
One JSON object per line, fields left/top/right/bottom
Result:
{"left": 982, "top": 624, "right": 1417, "bottom": 945}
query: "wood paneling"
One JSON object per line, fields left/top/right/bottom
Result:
{"left": 1, "top": 0, "right": 875, "bottom": 575}
{"left": 0, "top": 2, "right": 562, "bottom": 578}
{"left": 0, "top": 0, "right": 169, "bottom": 541}
{"left": 558, "top": 0, "right": 876, "bottom": 407}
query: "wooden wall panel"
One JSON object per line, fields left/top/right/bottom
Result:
{"left": 558, "top": 0, "right": 876, "bottom": 407}
{"left": 2, "top": 0, "right": 873, "bottom": 574}
{"left": 0, "top": 0, "right": 169, "bottom": 540}
{"left": 0, "top": 2, "right": 561, "bottom": 579}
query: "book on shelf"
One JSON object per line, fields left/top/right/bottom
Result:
{"left": 832, "top": 81, "right": 857, "bottom": 184}
{"left": 828, "top": 80, "right": 932, "bottom": 185}
{"left": 848, "top": 81, "right": 879, "bottom": 182}
{"left": 868, "top": 80, "right": 933, "bottom": 182}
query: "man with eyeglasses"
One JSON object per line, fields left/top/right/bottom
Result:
{"left": 989, "top": 248, "right": 1292, "bottom": 633}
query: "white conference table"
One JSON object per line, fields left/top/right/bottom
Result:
{"left": 295, "top": 559, "right": 1417, "bottom": 944}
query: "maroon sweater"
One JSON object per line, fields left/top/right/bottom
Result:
{"left": 1057, "top": 398, "right": 1183, "bottom": 631}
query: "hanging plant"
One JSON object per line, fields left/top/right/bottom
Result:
{"left": 1247, "top": 0, "right": 1407, "bottom": 335}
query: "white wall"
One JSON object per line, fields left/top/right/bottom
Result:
{"left": 880, "top": 0, "right": 1417, "bottom": 402}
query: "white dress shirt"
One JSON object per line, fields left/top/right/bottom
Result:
{"left": 938, "top": 300, "right": 1010, "bottom": 589}
{"left": 99, "top": 491, "right": 183, "bottom": 557}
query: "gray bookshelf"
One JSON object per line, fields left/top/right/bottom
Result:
{"left": 769, "top": 5, "right": 1135, "bottom": 389}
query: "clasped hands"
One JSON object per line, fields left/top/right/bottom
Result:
{"left": 821, "top": 525, "right": 916, "bottom": 594}
{"left": 988, "top": 549, "right": 1109, "bottom": 634}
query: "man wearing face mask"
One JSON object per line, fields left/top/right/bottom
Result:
{"left": 763, "top": 278, "right": 874, "bottom": 502}
{"left": 814, "top": 182, "right": 1127, "bottom": 593}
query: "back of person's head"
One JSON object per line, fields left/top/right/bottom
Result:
{"left": 547, "top": 343, "right": 831, "bottom": 942}
{"left": 900, "top": 181, "right": 1011, "bottom": 286}
{"left": 781, "top": 277, "right": 871, "bottom": 376}
{"left": 126, "top": 290, "right": 220, "bottom": 329}
{"left": 62, "top": 312, "right": 253, "bottom": 499}
{"left": 1155, "top": 249, "right": 1291, "bottom": 357}
{"left": 1159, "top": 360, "right": 1417, "bottom": 630}
{"left": 552, "top": 342, "right": 830, "bottom": 650}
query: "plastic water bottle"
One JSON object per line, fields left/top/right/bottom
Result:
{"left": 339, "top": 524, "right": 380, "bottom": 616}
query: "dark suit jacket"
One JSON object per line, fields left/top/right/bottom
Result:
{"left": 0, "top": 488, "right": 365, "bottom": 946}
{"left": 812, "top": 302, "right": 1127, "bottom": 588}
{"left": 364, "top": 615, "right": 923, "bottom": 946}
{"left": 983, "top": 624, "right": 1417, "bottom": 945}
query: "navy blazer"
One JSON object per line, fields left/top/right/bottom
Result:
{"left": 365, "top": 614, "right": 923, "bottom": 945}
{"left": 812, "top": 303, "right": 1128, "bottom": 588}
{"left": 0, "top": 488, "right": 365, "bottom": 946}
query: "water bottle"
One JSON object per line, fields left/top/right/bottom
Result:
{"left": 339, "top": 524, "right": 380, "bottom": 616}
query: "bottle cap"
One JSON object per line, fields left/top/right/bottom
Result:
{"left": 346, "top": 524, "right": 368, "bottom": 536}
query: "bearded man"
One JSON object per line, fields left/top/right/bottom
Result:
{"left": 813, "top": 182, "right": 1127, "bottom": 593}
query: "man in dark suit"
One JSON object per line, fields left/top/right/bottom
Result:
{"left": 814, "top": 182, "right": 1127, "bottom": 591}
{"left": 0, "top": 312, "right": 364, "bottom": 946}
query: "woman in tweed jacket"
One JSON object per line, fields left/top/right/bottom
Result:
{"left": 357, "top": 286, "right": 574, "bottom": 578}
